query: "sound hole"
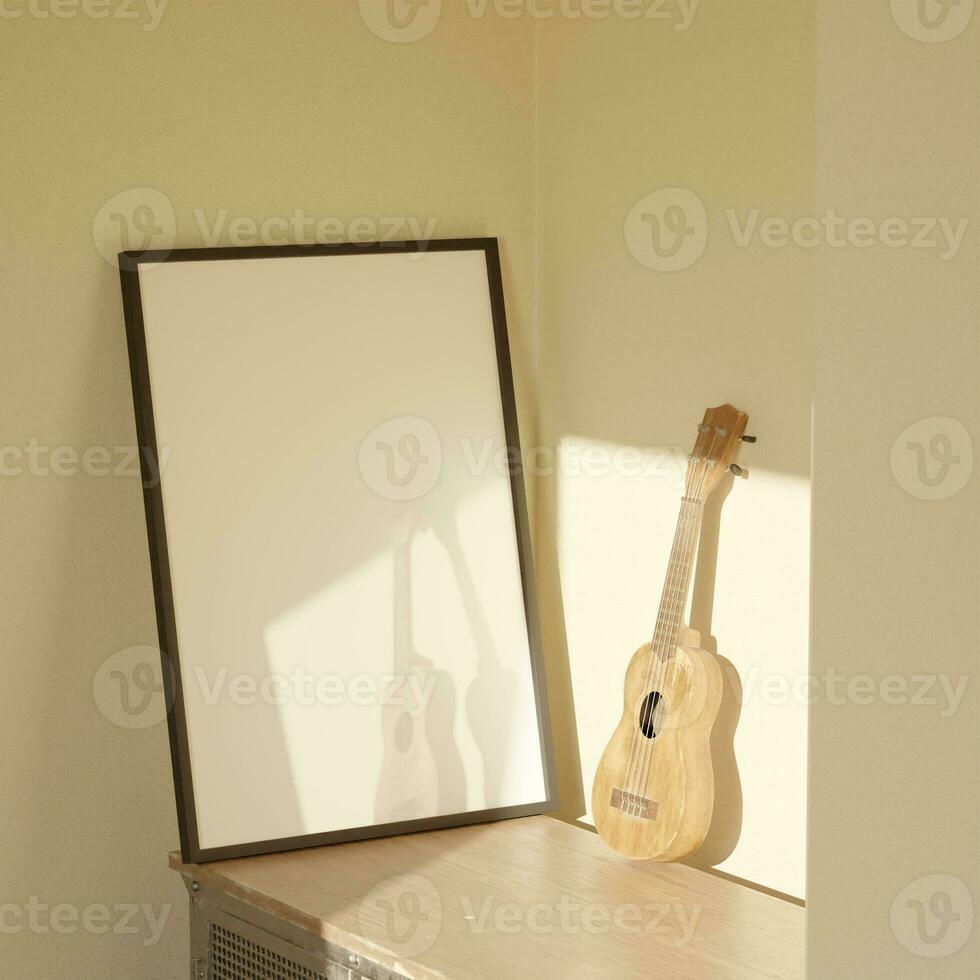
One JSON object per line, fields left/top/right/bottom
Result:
{"left": 638, "top": 691, "right": 664, "bottom": 740}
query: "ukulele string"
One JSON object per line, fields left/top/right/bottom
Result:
{"left": 629, "top": 428, "right": 716, "bottom": 807}
{"left": 632, "top": 456, "right": 708, "bottom": 803}
{"left": 619, "top": 464, "right": 698, "bottom": 810}
{"left": 635, "top": 489, "right": 706, "bottom": 802}
{"left": 620, "top": 439, "right": 705, "bottom": 809}
{"left": 620, "top": 435, "right": 704, "bottom": 809}
{"left": 621, "top": 427, "right": 713, "bottom": 809}
{"left": 635, "top": 431, "right": 716, "bottom": 799}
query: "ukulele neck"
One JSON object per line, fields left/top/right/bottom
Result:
{"left": 646, "top": 404, "right": 750, "bottom": 664}
{"left": 650, "top": 495, "right": 704, "bottom": 662}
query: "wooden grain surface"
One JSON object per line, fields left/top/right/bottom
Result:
{"left": 592, "top": 642, "right": 723, "bottom": 861}
{"left": 170, "top": 815, "right": 803, "bottom": 979}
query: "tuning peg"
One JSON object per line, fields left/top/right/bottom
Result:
{"left": 740, "top": 435, "right": 757, "bottom": 443}
{"left": 729, "top": 463, "right": 749, "bottom": 479}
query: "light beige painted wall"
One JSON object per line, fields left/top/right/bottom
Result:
{"left": 4, "top": 1, "right": 977, "bottom": 976}
{"left": 0, "top": 4, "right": 536, "bottom": 976}
{"left": 534, "top": 4, "right": 814, "bottom": 901}
{"left": 809, "top": 2, "right": 978, "bottom": 976}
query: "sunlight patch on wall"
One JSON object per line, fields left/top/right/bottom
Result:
{"left": 556, "top": 434, "right": 809, "bottom": 899}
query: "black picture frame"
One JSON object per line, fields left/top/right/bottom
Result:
{"left": 119, "top": 238, "right": 559, "bottom": 863}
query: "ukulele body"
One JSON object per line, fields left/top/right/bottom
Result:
{"left": 592, "top": 639, "right": 722, "bottom": 862}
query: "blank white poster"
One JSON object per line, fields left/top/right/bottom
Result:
{"left": 133, "top": 245, "right": 550, "bottom": 855}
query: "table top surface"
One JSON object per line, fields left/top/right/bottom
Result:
{"left": 170, "top": 815, "right": 803, "bottom": 980}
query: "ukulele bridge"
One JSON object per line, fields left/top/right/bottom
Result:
{"left": 610, "top": 787, "right": 659, "bottom": 821}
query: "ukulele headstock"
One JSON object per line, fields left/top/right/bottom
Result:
{"left": 685, "top": 404, "right": 749, "bottom": 501}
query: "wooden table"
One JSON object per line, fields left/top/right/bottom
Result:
{"left": 170, "top": 815, "right": 803, "bottom": 979}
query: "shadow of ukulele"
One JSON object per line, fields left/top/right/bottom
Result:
{"left": 684, "top": 472, "right": 744, "bottom": 867}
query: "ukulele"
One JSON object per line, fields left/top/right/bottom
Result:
{"left": 592, "top": 404, "right": 750, "bottom": 861}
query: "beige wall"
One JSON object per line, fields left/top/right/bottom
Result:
{"left": 534, "top": 4, "right": 814, "bottom": 901}
{"left": 0, "top": 4, "right": 535, "bottom": 976}
{"left": 809, "top": 2, "right": 978, "bottom": 976}
{"left": 4, "top": 1, "right": 977, "bottom": 976}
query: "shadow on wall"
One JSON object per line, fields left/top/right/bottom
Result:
{"left": 534, "top": 481, "right": 587, "bottom": 821}
{"left": 685, "top": 475, "right": 742, "bottom": 869}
